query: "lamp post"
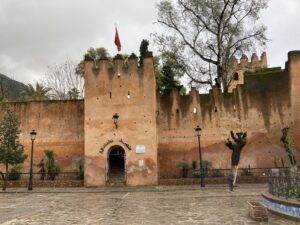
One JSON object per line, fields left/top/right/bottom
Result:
{"left": 194, "top": 126, "right": 205, "bottom": 187}
{"left": 112, "top": 113, "right": 119, "bottom": 129}
{"left": 28, "top": 129, "right": 37, "bottom": 191}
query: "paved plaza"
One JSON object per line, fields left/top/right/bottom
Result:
{"left": 0, "top": 184, "right": 298, "bottom": 225}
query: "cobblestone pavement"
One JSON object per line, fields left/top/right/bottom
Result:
{"left": 0, "top": 184, "right": 298, "bottom": 225}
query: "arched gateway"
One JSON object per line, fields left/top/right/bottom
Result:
{"left": 107, "top": 146, "right": 126, "bottom": 186}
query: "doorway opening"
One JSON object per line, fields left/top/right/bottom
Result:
{"left": 107, "top": 146, "right": 125, "bottom": 185}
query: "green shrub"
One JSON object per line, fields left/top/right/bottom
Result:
{"left": 192, "top": 160, "right": 212, "bottom": 177}
{"left": 177, "top": 160, "right": 189, "bottom": 178}
{"left": 37, "top": 159, "right": 46, "bottom": 180}
{"left": 72, "top": 157, "right": 84, "bottom": 180}
{"left": 76, "top": 166, "right": 84, "bottom": 180}
{"left": 202, "top": 160, "right": 212, "bottom": 177}
{"left": 210, "top": 169, "right": 224, "bottom": 177}
{"left": 8, "top": 165, "right": 22, "bottom": 181}
{"left": 44, "top": 150, "right": 60, "bottom": 180}
{"left": 191, "top": 160, "right": 197, "bottom": 170}
{"left": 241, "top": 165, "right": 253, "bottom": 176}
{"left": 47, "top": 165, "right": 60, "bottom": 180}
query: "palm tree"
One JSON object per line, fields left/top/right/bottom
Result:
{"left": 67, "top": 88, "right": 80, "bottom": 100}
{"left": 22, "top": 82, "right": 51, "bottom": 101}
{"left": 43, "top": 150, "right": 60, "bottom": 180}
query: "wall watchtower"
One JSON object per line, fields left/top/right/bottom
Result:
{"left": 84, "top": 52, "right": 158, "bottom": 186}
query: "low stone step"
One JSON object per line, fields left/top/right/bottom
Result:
{"left": 109, "top": 178, "right": 124, "bottom": 181}
{"left": 109, "top": 175, "right": 124, "bottom": 179}
{"left": 108, "top": 179, "right": 125, "bottom": 186}
{"left": 109, "top": 183, "right": 125, "bottom": 187}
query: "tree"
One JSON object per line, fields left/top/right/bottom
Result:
{"left": 155, "top": 0, "right": 268, "bottom": 92}
{"left": 76, "top": 47, "right": 109, "bottom": 77}
{"left": 42, "top": 59, "right": 84, "bottom": 100}
{"left": 139, "top": 39, "right": 150, "bottom": 66}
{"left": 0, "top": 110, "right": 26, "bottom": 191}
{"left": 281, "top": 127, "right": 297, "bottom": 173}
{"left": 139, "top": 39, "right": 185, "bottom": 95}
{"left": 68, "top": 88, "right": 80, "bottom": 100}
{"left": 0, "top": 76, "right": 12, "bottom": 102}
{"left": 22, "top": 82, "right": 51, "bottom": 101}
{"left": 157, "top": 64, "right": 185, "bottom": 96}
{"left": 225, "top": 131, "right": 247, "bottom": 191}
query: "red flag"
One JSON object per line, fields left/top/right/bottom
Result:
{"left": 114, "top": 27, "right": 121, "bottom": 52}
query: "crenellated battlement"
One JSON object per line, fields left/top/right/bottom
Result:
{"left": 84, "top": 52, "right": 154, "bottom": 77}
{"left": 231, "top": 52, "right": 268, "bottom": 72}
{"left": 227, "top": 52, "right": 268, "bottom": 93}
{"left": 84, "top": 52, "right": 154, "bottom": 76}
{"left": 84, "top": 51, "right": 156, "bottom": 106}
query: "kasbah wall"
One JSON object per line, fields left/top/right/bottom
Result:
{"left": 0, "top": 50, "right": 300, "bottom": 186}
{"left": 0, "top": 100, "right": 84, "bottom": 172}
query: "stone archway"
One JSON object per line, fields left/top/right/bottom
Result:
{"left": 107, "top": 146, "right": 126, "bottom": 186}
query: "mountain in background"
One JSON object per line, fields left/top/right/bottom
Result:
{"left": 0, "top": 73, "right": 26, "bottom": 101}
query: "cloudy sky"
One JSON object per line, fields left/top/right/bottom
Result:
{"left": 0, "top": 0, "right": 299, "bottom": 84}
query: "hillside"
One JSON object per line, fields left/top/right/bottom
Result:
{"left": 0, "top": 73, "right": 26, "bottom": 101}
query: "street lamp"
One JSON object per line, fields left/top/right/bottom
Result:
{"left": 28, "top": 129, "right": 37, "bottom": 191}
{"left": 194, "top": 126, "right": 205, "bottom": 187}
{"left": 112, "top": 113, "right": 119, "bottom": 129}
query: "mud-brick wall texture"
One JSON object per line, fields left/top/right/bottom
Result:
{"left": 157, "top": 52, "right": 300, "bottom": 178}
{"left": 0, "top": 100, "right": 84, "bottom": 172}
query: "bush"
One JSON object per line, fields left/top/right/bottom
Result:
{"left": 72, "top": 157, "right": 84, "bottom": 180}
{"left": 191, "top": 160, "right": 213, "bottom": 178}
{"left": 76, "top": 167, "right": 84, "bottom": 180}
{"left": 191, "top": 160, "right": 197, "bottom": 170}
{"left": 47, "top": 165, "right": 60, "bottom": 180}
{"left": 202, "top": 160, "right": 212, "bottom": 177}
{"left": 241, "top": 165, "right": 253, "bottom": 176}
{"left": 177, "top": 160, "right": 189, "bottom": 178}
{"left": 44, "top": 150, "right": 60, "bottom": 180}
{"left": 8, "top": 165, "right": 22, "bottom": 181}
{"left": 210, "top": 169, "right": 224, "bottom": 177}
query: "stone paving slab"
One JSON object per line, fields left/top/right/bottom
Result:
{"left": 0, "top": 184, "right": 298, "bottom": 225}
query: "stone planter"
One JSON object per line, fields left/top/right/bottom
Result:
{"left": 248, "top": 201, "right": 268, "bottom": 221}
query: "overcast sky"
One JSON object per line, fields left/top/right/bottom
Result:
{"left": 0, "top": 0, "right": 299, "bottom": 84}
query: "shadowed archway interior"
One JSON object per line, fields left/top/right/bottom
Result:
{"left": 108, "top": 146, "right": 125, "bottom": 185}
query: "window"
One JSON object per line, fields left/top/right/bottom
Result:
{"left": 233, "top": 72, "right": 239, "bottom": 81}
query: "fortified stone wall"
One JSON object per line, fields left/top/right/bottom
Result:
{"left": 84, "top": 53, "right": 158, "bottom": 186}
{"left": 157, "top": 52, "right": 299, "bottom": 178}
{"left": 0, "top": 100, "right": 84, "bottom": 172}
{"left": 0, "top": 50, "right": 299, "bottom": 185}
